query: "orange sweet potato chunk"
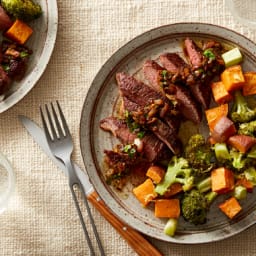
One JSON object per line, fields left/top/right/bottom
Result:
{"left": 243, "top": 72, "right": 256, "bottom": 96}
{"left": 133, "top": 179, "right": 157, "bottom": 206}
{"left": 211, "top": 81, "right": 233, "bottom": 104}
{"left": 5, "top": 19, "right": 33, "bottom": 45}
{"left": 163, "top": 183, "right": 183, "bottom": 198}
{"left": 221, "top": 65, "right": 245, "bottom": 92}
{"left": 227, "top": 134, "right": 256, "bottom": 153}
{"left": 211, "top": 167, "right": 234, "bottom": 194}
{"left": 154, "top": 199, "right": 180, "bottom": 218}
{"left": 219, "top": 197, "right": 242, "bottom": 219}
{"left": 146, "top": 166, "right": 165, "bottom": 184}
{"left": 236, "top": 178, "right": 254, "bottom": 193}
{"left": 205, "top": 104, "right": 229, "bottom": 132}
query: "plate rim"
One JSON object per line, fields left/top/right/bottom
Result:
{"left": 79, "top": 22, "right": 256, "bottom": 244}
{"left": 0, "top": 0, "right": 58, "bottom": 113}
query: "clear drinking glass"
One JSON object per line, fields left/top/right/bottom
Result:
{"left": 0, "top": 152, "right": 15, "bottom": 213}
{"left": 226, "top": 0, "right": 256, "bottom": 28}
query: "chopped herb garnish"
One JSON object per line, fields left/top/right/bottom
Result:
{"left": 203, "top": 49, "right": 215, "bottom": 60}
{"left": 123, "top": 144, "right": 137, "bottom": 158}
{"left": 123, "top": 144, "right": 132, "bottom": 152}
{"left": 20, "top": 51, "right": 29, "bottom": 58}
{"left": 2, "top": 64, "right": 10, "bottom": 72}
{"left": 137, "top": 130, "right": 145, "bottom": 138}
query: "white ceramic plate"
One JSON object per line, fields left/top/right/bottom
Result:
{"left": 0, "top": 0, "right": 58, "bottom": 113}
{"left": 80, "top": 23, "right": 256, "bottom": 244}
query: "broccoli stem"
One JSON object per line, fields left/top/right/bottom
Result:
{"left": 205, "top": 191, "right": 218, "bottom": 204}
{"left": 196, "top": 177, "right": 212, "bottom": 193}
{"left": 214, "top": 143, "right": 230, "bottom": 162}
{"left": 233, "top": 185, "right": 247, "bottom": 200}
{"left": 164, "top": 218, "right": 178, "bottom": 237}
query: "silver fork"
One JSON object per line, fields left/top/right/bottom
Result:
{"left": 40, "top": 101, "right": 105, "bottom": 256}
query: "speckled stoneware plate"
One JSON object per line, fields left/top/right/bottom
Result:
{"left": 80, "top": 23, "right": 256, "bottom": 244}
{"left": 0, "top": 0, "right": 58, "bottom": 113}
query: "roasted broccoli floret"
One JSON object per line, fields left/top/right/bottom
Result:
{"left": 230, "top": 90, "right": 256, "bottom": 123}
{"left": 154, "top": 156, "right": 194, "bottom": 195}
{"left": 229, "top": 149, "right": 248, "bottom": 171}
{"left": 1, "top": 0, "right": 42, "bottom": 21}
{"left": 184, "top": 134, "right": 215, "bottom": 175}
{"left": 238, "top": 120, "right": 256, "bottom": 137}
{"left": 213, "top": 143, "right": 253, "bottom": 171}
{"left": 181, "top": 189, "right": 208, "bottom": 225}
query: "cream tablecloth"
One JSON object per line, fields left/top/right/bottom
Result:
{"left": 1, "top": 0, "right": 256, "bottom": 255}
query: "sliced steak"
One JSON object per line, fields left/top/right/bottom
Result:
{"left": 117, "top": 72, "right": 179, "bottom": 128}
{"left": 174, "top": 85, "right": 202, "bottom": 124}
{"left": 147, "top": 118, "right": 182, "bottom": 155}
{"left": 158, "top": 52, "right": 210, "bottom": 108}
{"left": 159, "top": 52, "right": 189, "bottom": 78}
{"left": 100, "top": 116, "right": 136, "bottom": 144}
{"left": 100, "top": 116, "right": 172, "bottom": 162}
{"left": 122, "top": 96, "right": 182, "bottom": 155}
{"left": 184, "top": 37, "right": 204, "bottom": 69}
{"left": 188, "top": 82, "right": 211, "bottom": 109}
{"left": 116, "top": 72, "right": 165, "bottom": 106}
{"left": 142, "top": 60, "right": 164, "bottom": 92}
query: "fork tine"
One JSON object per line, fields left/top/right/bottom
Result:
{"left": 51, "top": 102, "right": 65, "bottom": 138}
{"left": 45, "top": 104, "right": 58, "bottom": 140}
{"left": 40, "top": 106, "right": 53, "bottom": 142}
{"left": 56, "top": 100, "right": 71, "bottom": 137}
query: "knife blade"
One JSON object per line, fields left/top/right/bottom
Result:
{"left": 19, "top": 115, "right": 162, "bottom": 256}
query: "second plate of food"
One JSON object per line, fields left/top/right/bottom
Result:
{"left": 80, "top": 23, "right": 256, "bottom": 243}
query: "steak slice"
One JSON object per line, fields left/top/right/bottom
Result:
{"left": 158, "top": 52, "right": 210, "bottom": 109}
{"left": 100, "top": 116, "right": 172, "bottom": 162}
{"left": 142, "top": 60, "right": 165, "bottom": 92}
{"left": 174, "top": 85, "right": 202, "bottom": 124}
{"left": 159, "top": 52, "right": 190, "bottom": 78}
{"left": 116, "top": 72, "right": 166, "bottom": 106}
{"left": 188, "top": 82, "right": 211, "bottom": 109}
{"left": 117, "top": 71, "right": 179, "bottom": 127}
{"left": 184, "top": 37, "right": 204, "bottom": 69}
{"left": 122, "top": 97, "right": 182, "bottom": 155}
{"left": 100, "top": 116, "right": 137, "bottom": 144}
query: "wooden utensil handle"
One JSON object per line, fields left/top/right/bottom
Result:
{"left": 87, "top": 191, "right": 163, "bottom": 256}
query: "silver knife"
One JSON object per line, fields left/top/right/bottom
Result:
{"left": 19, "top": 115, "right": 94, "bottom": 195}
{"left": 18, "top": 115, "right": 162, "bottom": 256}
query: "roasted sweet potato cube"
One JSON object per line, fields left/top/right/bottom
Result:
{"left": 163, "top": 183, "right": 183, "bottom": 198}
{"left": 211, "top": 167, "right": 234, "bottom": 194}
{"left": 154, "top": 199, "right": 180, "bottom": 218}
{"left": 5, "top": 19, "right": 33, "bottom": 44}
{"left": 211, "top": 116, "right": 236, "bottom": 143}
{"left": 133, "top": 179, "right": 157, "bottom": 206}
{"left": 236, "top": 178, "right": 254, "bottom": 193}
{"left": 219, "top": 197, "right": 242, "bottom": 219}
{"left": 205, "top": 104, "right": 229, "bottom": 132}
{"left": 221, "top": 65, "right": 245, "bottom": 92}
{"left": 146, "top": 166, "right": 165, "bottom": 184}
{"left": 243, "top": 72, "right": 256, "bottom": 96}
{"left": 227, "top": 134, "right": 256, "bottom": 153}
{"left": 211, "top": 81, "right": 233, "bottom": 104}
